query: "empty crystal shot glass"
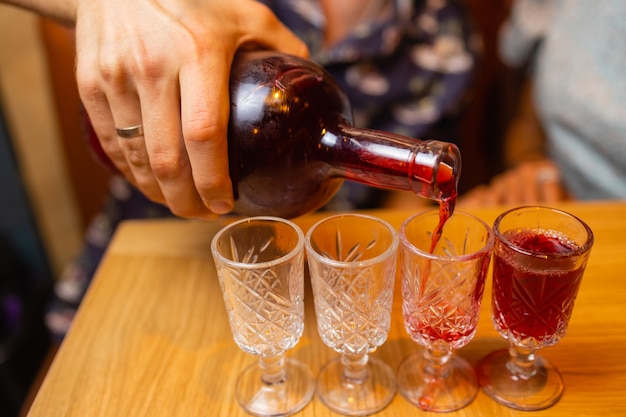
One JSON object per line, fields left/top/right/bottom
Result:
{"left": 211, "top": 216, "right": 314, "bottom": 416}
{"left": 305, "top": 213, "right": 399, "bottom": 416}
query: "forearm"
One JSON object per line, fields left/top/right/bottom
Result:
{"left": 1, "top": 0, "right": 77, "bottom": 25}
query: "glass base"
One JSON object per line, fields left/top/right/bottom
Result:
{"left": 316, "top": 356, "right": 396, "bottom": 416}
{"left": 477, "top": 349, "right": 563, "bottom": 411}
{"left": 235, "top": 358, "right": 315, "bottom": 417}
{"left": 397, "top": 351, "right": 478, "bottom": 412}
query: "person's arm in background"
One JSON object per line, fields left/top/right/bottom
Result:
{"left": 1, "top": 0, "right": 308, "bottom": 219}
{"left": 459, "top": 77, "right": 567, "bottom": 207}
{"left": 459, "top": 0, "right": 568, "bottom": 208}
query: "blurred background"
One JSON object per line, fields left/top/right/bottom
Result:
{"left": 0, "top": 7, "right": 111, "bottom": 417}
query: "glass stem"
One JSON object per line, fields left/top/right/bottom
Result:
{"left": 506, "top": 344, "right": 538, "bottom": 380}
{"left": 414, "top": 347, "right": 453, "bottom": 409}
{"left": 423, "top": 347, "right": 453, "bottom": 380}
{"left": 259, "top": 353, "right": 287, "bottom": 386}
{"left": 341, "top": 353, "right": 369, "bottom": 385}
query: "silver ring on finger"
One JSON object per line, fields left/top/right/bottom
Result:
{"left": 116, "top": 124, "right": 144, "bottom": 138}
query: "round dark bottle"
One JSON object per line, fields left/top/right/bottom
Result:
{"left": 228, "top": 51, "right": 461, "bottom": 218}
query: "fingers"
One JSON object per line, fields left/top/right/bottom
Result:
{"left": 179, "top": 53, "right": 234, "bottom": 214}
{"left": 78, "top": 52, "right": 214, "bottom": 218}
{"left": 108, "top": 90, "right": 167, "bottom": 204}
{"left": 535, "top": 164, "right": 565, "bottom": 202}
{"left": 171, "top": 2, "right": 309, "bottom": 214}
{"left": 72, "top": 0, "right": 308, "bottom": 219}
{"left": 77, "top": 47, "right": 170, "bottom": 207}
{"left": 139, "top": 76, "right": 217, "bottom": 218}
{"left": 238, "top": 2, "right": 309, "bottom": 58}
{"left": 456, "top": 186, "right": 491, "bottom": 208}
{"left": 459, "top": 159, "right": 568, "bottom": 207}
{"left": 79, "top": 87, "right": 128, "bottom": 174}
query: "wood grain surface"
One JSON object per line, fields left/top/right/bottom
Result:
{"left": 27, "top": 202, "right": 626, "bottom": 416}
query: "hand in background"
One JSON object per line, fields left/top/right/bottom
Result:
{"left": 458, "top": 158, "right": 568, "bottom": 208}
{"left": 74, "top": 0, "right": 308, "bottom": 218}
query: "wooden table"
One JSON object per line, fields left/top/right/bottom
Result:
{"left": 27, "top": 202, "right": 626, "bottom": 416}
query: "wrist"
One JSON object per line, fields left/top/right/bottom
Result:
{"left": 2, "top": 0, "right": 77, "bottom": 25}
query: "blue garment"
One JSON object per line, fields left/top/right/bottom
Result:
{"left": 263, "top": 0, "right": 479, "bottom": 140}
{"left": 500, "top": 0, "right": 626, "bottom": 200}
{"left": 264, "top": 0, "right": 480, "bottom": 209}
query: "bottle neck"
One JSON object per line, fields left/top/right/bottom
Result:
{"left": 320, "top": 125, "right": 461, "bottom": 202}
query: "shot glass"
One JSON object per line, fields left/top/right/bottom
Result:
{"left": 477, "top": 206, "right": 594, "bottom": 410}
{"left": 397, "top": 210, "right": 494, "bottom": 412}
{"left": 211, "top": 216, "right": 314, "bottom": 416}
{"left": 305, "top": 213, "right": 399, "bottom": 416}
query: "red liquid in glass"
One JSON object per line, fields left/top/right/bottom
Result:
{"left": 404, "top": 217, "right": 488, "bottom": 349}
{"left": 403, "top": 168, "right": 457, "bottom": 344}
{"left": 404, "top": 302, "right": 477, "bottom": 348}
{"left": 492, "top": 229, "right": 584, "bottom": 346}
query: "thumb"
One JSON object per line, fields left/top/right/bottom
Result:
{"left": 236, "top": 3, "right": 309, "bottom": 59}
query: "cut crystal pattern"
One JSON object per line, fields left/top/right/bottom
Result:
{"left": 218, "top": 238, "right": 304, "bottom": 357}
{"left": 310, "top": 230, "right": 395, "bottom": 355}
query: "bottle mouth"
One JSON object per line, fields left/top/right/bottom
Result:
{"left": 410, "top": 140, "right": 462, "bottom": 201}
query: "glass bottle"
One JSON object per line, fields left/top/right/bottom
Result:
{"left": 228, "top": 51, "right": 461, "bottom": 218}
{"left": 86, "top": 51, "right": 461, "bottom": 218}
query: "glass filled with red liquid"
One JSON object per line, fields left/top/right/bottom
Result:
{"left": 397, "top": 210, "right": 494, "bottom": 412}
{"left": 477, "top": 206, "right": 594, "bottom": 411}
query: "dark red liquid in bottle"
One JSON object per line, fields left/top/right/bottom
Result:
{"left": 229, "top": 51, "right": 460, "bottom": 218}
{"left": 85, "top": 51, "right": 461, "bottom": 218}
{"left": 492, "top": 229, "right": 584, "bottom": 346}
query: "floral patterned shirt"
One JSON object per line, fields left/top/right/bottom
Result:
{"left": 261, "top": 0, "right": 480, "bottom": 139}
